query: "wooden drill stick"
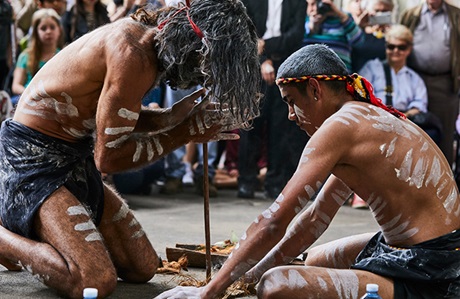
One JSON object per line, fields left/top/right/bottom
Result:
{"left": 203, "top": 142, "right": 212, "bottom": 282}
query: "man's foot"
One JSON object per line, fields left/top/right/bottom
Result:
{"left": 195, "top": 176, "right": 218, "bottom": 197}
{"left": 159, "top": 177, "right": 183, "bottom": 195}
{"left": 182, "top": 170, "right": 194, "bottom": 187}
{"left": 237, "top": 183, "right": 255, "bottom": 199}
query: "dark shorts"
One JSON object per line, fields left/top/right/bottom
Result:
{"left": 0, "top": 119, "right": 104, "bottom": 239}
{"left": 352, "top": 231, "right": 460, "bottom": 299}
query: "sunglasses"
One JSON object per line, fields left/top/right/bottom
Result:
{"left": 386, "top": 43, "right": 409, "bottom": 51}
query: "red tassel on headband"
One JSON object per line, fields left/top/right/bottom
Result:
{"left": 275, "top": 74, "right": 406, "bottom": 119}
{"left": 157, "top": 0, "right": 204, "bottom": 39}
{"left": 346, "top": 74, "right": 406, "bottom": 119}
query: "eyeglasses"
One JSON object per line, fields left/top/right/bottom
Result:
{"left": 386, "top": 43, "right": 409, "bottom": 51}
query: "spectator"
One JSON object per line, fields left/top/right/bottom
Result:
{"left": 350, "top": 0, "right": 394, "bottom": 73}
{"left": 160, "top": 85, "right": 219, "bottom": 197}
{"left": 346, "top": 0, "right": 364, "bottom": 25}
{"left": 400, "top": 0, "right": 460, "bottom": 167}
{"left": 108, "top": 0, "right": 164, "bottom": 21}
{"left": 111, "top": 155, "right": 165, "bottom": 195}
{"left": 359, "top": 24, "right": 433, "bottom": 137}
{"left": 304, "top": 0, "right": 364, "bottom": 73}
{"left": 0, "top": 0, "right": 13, "bottom": 91}
{"left": 213, "top": 129, "right": 267, "bottom": 189}
{"left": 0, "top": 91, "right": 14, "bottom": 123}
{"left": 11, "top": 0, "right": 67, "bottom": 41}
{"left": 237, "top": 0, "right": 308, "bottom": 200}
{"left": 61, "top": 0, "right": 110, "bottom": 44}
{"left": 11, "top": 8, "right": 63, "bottom": 105}
{"left": 353, "top": 23, "right": 433, "bottom": 209}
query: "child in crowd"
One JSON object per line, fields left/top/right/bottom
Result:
{"left": 11, "top": 9, "right": 63, "bottom": 106}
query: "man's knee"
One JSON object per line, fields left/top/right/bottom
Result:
{"left": 304, "top": 246, "right": 322, "bottom": 266}
{"left": 71, "top": 268, "right": 117, "bottom": 299}
{"left": 119, "top": 251, "right": 159, "bottom": 283}
{"left": 256, "top": 268, "right": 288, "bottom": 299}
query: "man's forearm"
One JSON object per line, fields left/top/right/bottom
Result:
{"left": 133, "top": 108, "right": 176, "bottom": 133}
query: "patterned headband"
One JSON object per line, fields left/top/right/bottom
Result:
{"left": 157, "top": 0, "right": 204, "bottom": 39}
{"left": 276, "top": 74, "right": 406, "bottom": 119}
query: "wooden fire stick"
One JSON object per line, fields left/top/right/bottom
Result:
{"left": 203, "top": 142, "right": 212, "bottom": 282}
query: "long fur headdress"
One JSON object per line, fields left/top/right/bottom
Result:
{"left": 131, "top": 0, "right": 261, "bottom": 126}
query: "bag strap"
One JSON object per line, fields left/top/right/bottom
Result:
{"left": 382, "top": 60, "right": 393, "bottom": 106}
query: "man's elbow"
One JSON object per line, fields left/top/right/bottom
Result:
{"left": 94, "top": 151, "right": 119, "bottom": 174}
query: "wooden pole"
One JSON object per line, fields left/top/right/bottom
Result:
{"left": 203, "top": 142, "right": 212, "bottom": 282}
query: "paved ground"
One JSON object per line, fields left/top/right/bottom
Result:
{"left": 0, "top": 185, "right": 379, "bottom": 298}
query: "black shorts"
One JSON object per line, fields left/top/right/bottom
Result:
{"left": 352, "top": 231, "right": 460, "bottom": 298}
{"left": 0, "top": 119, "right": 104, "bottom": 239}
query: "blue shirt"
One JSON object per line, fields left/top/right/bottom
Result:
{"left": 359, "top": 58, "right": 428, "bottom": 113}
{"left": 16, "top": 49, "right": 60, "bottom": 88}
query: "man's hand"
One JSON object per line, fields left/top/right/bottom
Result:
{"left": 182, "top": 97, "right": 241, "bottom": 143}
{"left": 167, "top": 88, "right": 207, "bottom": 129}
{"left": 261, "top": 60, "right": 275, "bottom": 85}
{"left": 154, "top": 286, "right": 205, "bottom": 299}
{"left": 322, "top": 0, "right": 350, "bottom": 23}
{"left": 257, "top": 39, "right": 265, "bottom": 56}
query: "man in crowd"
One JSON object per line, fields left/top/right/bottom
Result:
{"left": 0, "top": 0, "right": 260, "bottom": 298}
{"left": 237, "top": 0, "right": 308, "bottom": 200}
{"left": 156, "top": 44, "right": 460, "bottom": 298}
{"left": 400, "top": 0, "right": 460, "bottom": 167}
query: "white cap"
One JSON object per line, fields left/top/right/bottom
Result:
{"left": 366, "top": 284, "right": 379, "bottom": 292}
{"left": 83, "top": 288, "right": 98, "bottom": 298}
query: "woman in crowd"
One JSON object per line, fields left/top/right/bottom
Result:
{"left": 11, "top": 8, "right": 63, "bottom": 106}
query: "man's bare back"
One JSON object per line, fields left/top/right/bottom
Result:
{"left": 14, "top": 18, "right": 158, "bottom": 143}
{"left": 308, "top": 101, "right": 460, "bottom": 246}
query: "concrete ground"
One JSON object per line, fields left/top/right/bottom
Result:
{"left": 0, "top": 185, "right": 379, "bottom": 299}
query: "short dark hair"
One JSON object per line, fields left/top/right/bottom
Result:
{"left": 277, "top": 44, "right": 348, "bottom": 94}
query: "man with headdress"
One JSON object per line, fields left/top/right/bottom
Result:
{"left": 0, "top": 0, "right": 260, "bottom": 297}
{"left": 156, "top": 44, "right": 460, "bottom": 298}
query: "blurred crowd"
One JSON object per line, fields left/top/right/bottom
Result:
{"left": 1, "top": 0, "right": 459, "bottom": 204}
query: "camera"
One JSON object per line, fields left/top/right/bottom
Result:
{"left": 368, "top": 12, "right": 392, "bottom": 25}
{"left": 317, "top": 0, "right": 332, "bottom": 14}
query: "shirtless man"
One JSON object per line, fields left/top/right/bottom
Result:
{"left": 0, "top": 0, "right": 260, "bottom": 298}
{"left": 156, "top": 44, "right": 460, "bottom": 298}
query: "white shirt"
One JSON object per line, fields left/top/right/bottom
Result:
{"left": 262, "top": 0, "right": 283, "bottom": 40}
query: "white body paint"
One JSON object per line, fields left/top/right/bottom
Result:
{"left": 327, "top": 269, "right": 359, "bottom": 299}
{"left": 118, "top": 108, "right": 139, "bottom": 121}
{"left": 112, "top": 203, "right": 130, "bottom": 222}
{"left": 67, "top": 205, "right": 89, "bottom": 216}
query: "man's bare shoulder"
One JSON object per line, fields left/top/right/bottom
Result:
{"left": 35, "top": 18, "right": 157, "bottom": 93}
{"left": 323, "top": 101, "right": 418, "bottom": 139}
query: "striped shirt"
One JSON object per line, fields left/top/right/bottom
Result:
{"left": 303, "top": 14, "right": 364, "bottom": 73}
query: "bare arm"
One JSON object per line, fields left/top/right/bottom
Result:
{"left": 156, "top": 120, "right": 353, "bottom": 299}
{"left": 243, "top": 175, "right": 352, "bottom": 283}
{"left": 11, "top": 66, "right": 26, "bottom": 95}
{"left": 133, "top": 89, "right": 206, "bottom": 133}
